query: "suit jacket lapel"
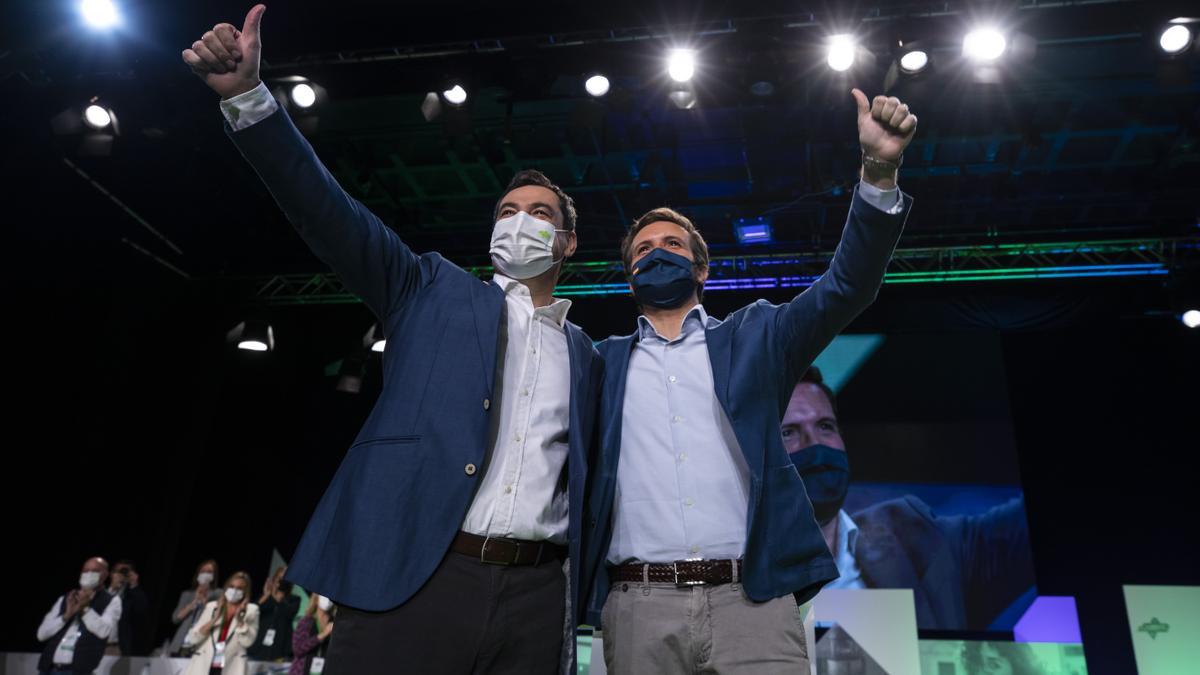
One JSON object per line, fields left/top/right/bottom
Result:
{"left": 468, "top": 279, "right": 505, "bottom": 394}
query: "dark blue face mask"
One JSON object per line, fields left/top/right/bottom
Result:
{"left": 629, "top": 248, "right": 698, "bottom": 309}
{"left": 788, "top": 444, "right": 851, "bottom": 526}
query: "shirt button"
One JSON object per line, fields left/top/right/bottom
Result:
{"left": 521, "top": 389, "right": 529, "bottom": 397}
{"left": 513, "top": 433, "right": 522, "bottom": 442}
{"left": 678, "top": 453, "right": 687, "bottom": 462}
{"left": 690, "top": 545, "right": 700, "bottom": 554}
{"left": 504, "top": 485, "right": 513, "bottom": 494}
{"left": 684, "top": 498, "right": 694, "bottom": 507}
{"left": 672, "top": 415, "right": 683, "bottom": 423}
{"left": 483, "top": 398, "right": 491, "bottom": 410}
{"left": 464, "top": 464, "right": 477, "bottom": 476}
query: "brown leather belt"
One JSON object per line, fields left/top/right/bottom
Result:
{"left": 451, "top": 531, "right": 566, "bottom": 566}
{"left": 609, "top": 559, "right": 743, "bottom": 587}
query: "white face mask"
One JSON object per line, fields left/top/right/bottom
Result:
{"left": 489, "top": 211, "right": 569, "bottom": 280}
{"left": 317, "top": 596, "right": 333, "bottom": 612}
{"left": 225, "top": 587, "right": 245, "bottom": 603}
{"left": 197, "top": 572, "right": 214, "bottom": 586}
{"left": 79, "top": 572, "right": 101, "bottom": 590}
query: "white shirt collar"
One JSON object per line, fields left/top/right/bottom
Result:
{"left": 836, "top": 508, "right": 861, "bottom": 560}
{"left": 491, "top": 273, "right": 572, "bottom": 328}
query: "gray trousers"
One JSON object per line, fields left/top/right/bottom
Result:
{"left": 601, "top": 579, "right": 809, "bottom": 675}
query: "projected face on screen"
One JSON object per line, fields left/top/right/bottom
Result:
{"left": 788, "top": 332, "right": 1038, "bottom": 632}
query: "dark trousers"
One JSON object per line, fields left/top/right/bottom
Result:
{"left": 323, "top": 550, "right": 566, "bottom": 675}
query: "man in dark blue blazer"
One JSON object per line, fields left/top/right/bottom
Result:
{"left": 582, "top": 90, "right": 916, "bottom": 673}
{"left": 183, "top": 7, "right": 601, "bottom": 674}
{"left": 784, "top": 367, "right": 1036, "bottom": 631}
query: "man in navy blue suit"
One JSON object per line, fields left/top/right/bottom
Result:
{"left": 183, "top": 6, "right": 601, "bottom": 674}
{"left": 583, "top": 90, "right": 916, "bottom": 673}
{"left": 784, "top": 367, "right": 1036, "bottom": 631}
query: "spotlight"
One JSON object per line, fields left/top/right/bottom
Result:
{"left": 421, "top": 84, "right": 473, "bottom": 134}
{"left": 52, "top": 100, "right": 120, "bottom": 156}
{"left": 826, "top": 35, "right": 856, "bottom": 72}
{"left": 1160, "top": 23, "right": 1193, "bottom": 54}
{"left": 584, "top": 74, "right": 610, "bottom": 97}
{"left": 363, "top": 324, "right": 386, "bottom": 353}
{"left": 443, "top": 84, "right": 468, "bottom": 106}
{"left": 83, "top": 104, "right": 112, "bottom": 129}
{"left": 1183, "top": 309, "right": 1200, "bottom": 328}
{"left": 667, "top": 49, "right": 696, "bottom": 83}
{"left": 899, "top": 49, "right": 929, "bottom": 74}
{"left": 226, "top": 320, "right": 274, "bottom": 353}
{"left": 80, "top": 0, "right": 119, "bottom": 29}
{"left": 291, "top": 83, "right": 316, "bottom": 108}
{"left": 963, "top": 27, "right": 1007, "bottom": 62}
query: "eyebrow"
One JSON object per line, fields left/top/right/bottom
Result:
{"left": 499, "top": 201, "right": 558, "bottom": 214}
{"left": 636, "top": 234, "right": 685, "bottom": 248}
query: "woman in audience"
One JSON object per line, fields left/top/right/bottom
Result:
{"left": 289, "top": 593, "right": 335, "bottom": 675}
{"left": 248, "top": 565, "right": 300, "bottom": 661}
{"left": 182, "top": 571, "right": 259, "bottom": 675}
{"left": 167, "top": 559, "right": 222, "bottom": 656}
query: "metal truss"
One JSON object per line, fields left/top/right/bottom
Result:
{"left": 241, "top": 235, "right": 1199, "bottom": 305}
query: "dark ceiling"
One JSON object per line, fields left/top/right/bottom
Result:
{"left": 3, "top": 0, "right": 1198, "bottom": 284}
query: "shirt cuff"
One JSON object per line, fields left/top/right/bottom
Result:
{"left": 219, "top": 82, "right": 278, "bottom": 131}
{"left": 856, "top": 180, "right": 904, "bottom": 215}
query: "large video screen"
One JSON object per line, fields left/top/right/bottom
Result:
{"left": 787, "top": 332, "right": 1036, "bottom": 631}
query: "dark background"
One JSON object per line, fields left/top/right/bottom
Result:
{"left": 3, "top": 1, "right": 1198, "bottom": 673}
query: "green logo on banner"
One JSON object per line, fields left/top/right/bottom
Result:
{"left": 1138, "top": 617, "right": 1170, "bottom": 640}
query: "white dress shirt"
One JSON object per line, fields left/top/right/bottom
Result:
{"left": 825, "top": 509, "right": 867, "bottom": 590}
{"left": 461, "top": 274, "right": 573, "bottom": 544}
{"left": 38, "top": 593, "right": 123, "bottom": 665}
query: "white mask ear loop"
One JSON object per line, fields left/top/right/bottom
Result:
{"left": 546, "top": 227, "right": 573, "bottom": 267}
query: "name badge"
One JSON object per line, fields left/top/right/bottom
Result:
{"left": 309, "top": 657, "right": 326, "bottom": 674}
{"left": 212, "top": 640, "right": 227, "bottom": 668}
{"left": 263, "top": 628, "right": 276, "bottom": 647}
{"left": 60, "top": 626, "right": 82, "bottom": 651}
{"left": 53, "top": 624, "right": 83, "bottom": 665}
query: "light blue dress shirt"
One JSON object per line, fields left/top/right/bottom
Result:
{"left": 607, "top": 305, "right": 753, "bottom": 564}
{"left": 606, "top": 182, "right": 900, "bottom": 566}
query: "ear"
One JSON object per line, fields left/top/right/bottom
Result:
{"left": 696, "top": 264, "right": 710, "bottom": 285}
{"left": 563, "top": 229, "right": 578, "bottom": 259}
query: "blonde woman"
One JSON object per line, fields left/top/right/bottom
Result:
{"left": 182, "top": 571, "right": 259, "bottom": 675}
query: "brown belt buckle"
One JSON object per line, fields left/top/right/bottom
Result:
{"left": 673, "top": 557, "right": 705, "bottom": 587}
{"left": 480, "top": 536, "right": 516, "bottom": 566}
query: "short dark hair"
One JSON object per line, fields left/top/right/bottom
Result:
{"left": 798, "top": 366, "right": 838, "bottom": 417}
{"left": 620, "top": 207, "right": 710, "bottom": 302}
{"left": 493, "top": 169, "right": 577, "bottom": 232}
